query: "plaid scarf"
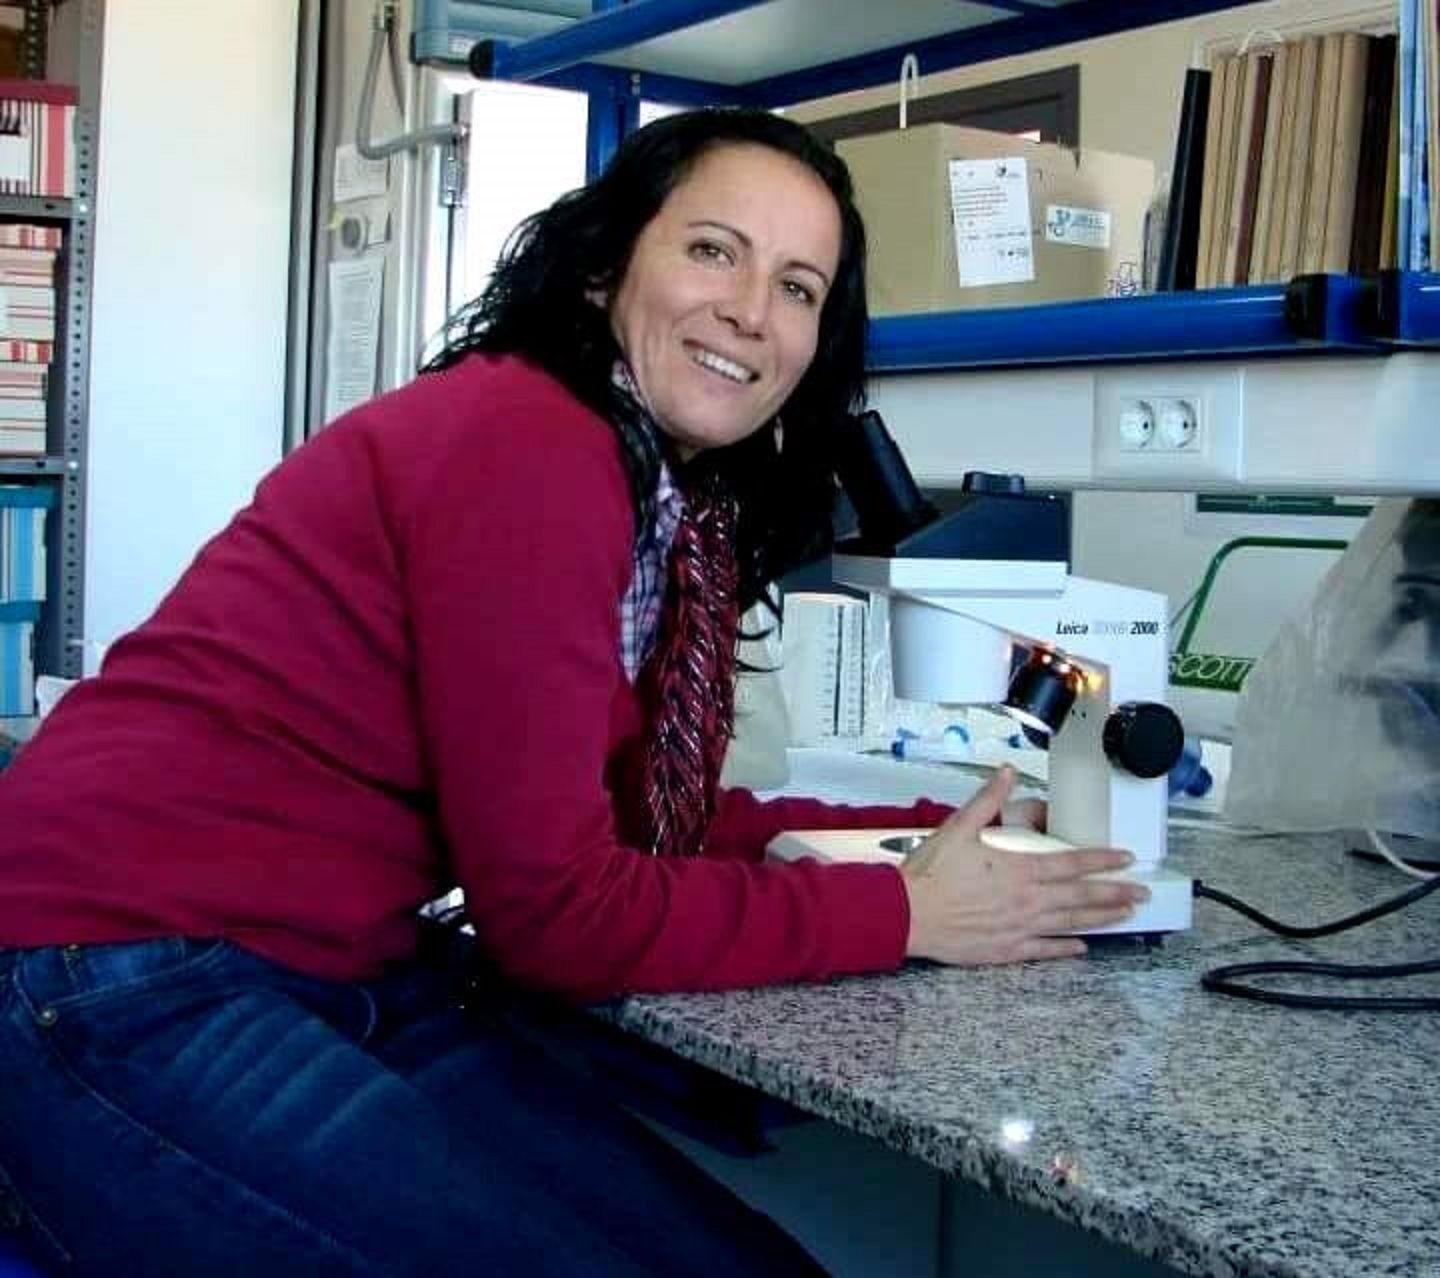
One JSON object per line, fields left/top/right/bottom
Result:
{"left": 632, "top": 472, "right": 740, "bottom": 857}
{"left": 607, "top": 362, "right": 742, "bottom": 857}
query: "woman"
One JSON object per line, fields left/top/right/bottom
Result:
{"left": 0, "top": 109, "right": 1143, "bottom": 1276}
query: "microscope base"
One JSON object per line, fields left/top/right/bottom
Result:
{"left": 1085, "top": 866, "right": 1192, "bottom": 935}
{"left": 766, "top": 829, "right": 1193, "bottom": 935}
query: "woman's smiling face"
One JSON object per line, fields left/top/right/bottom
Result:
{"left": 608, "top": 142, "right": 843, "bottom": 459}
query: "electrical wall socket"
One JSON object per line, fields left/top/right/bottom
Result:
{"left": 1093, "top": 367, "right": 1245, "bottom": 483}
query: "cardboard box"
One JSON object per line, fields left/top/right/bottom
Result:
{"left": 837, "top": 125, "right": 1156, "bottom": 315}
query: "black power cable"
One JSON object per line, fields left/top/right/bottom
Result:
{"left": 1195, "top": 876, "right": 1440, "bottom": 1011}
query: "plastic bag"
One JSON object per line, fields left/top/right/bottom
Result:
{"left": 1226, "top": 498, "right": 1440, "bottom": 837}
{"left": 720, "top": 603, "right": 792, "bottom": 791}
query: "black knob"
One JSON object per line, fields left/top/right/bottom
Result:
{"left": 1102, "top": 702, "right": 1184, "bottom": 779}
{"left": 961, "top": 470, "right": 1026, "bottom": 494}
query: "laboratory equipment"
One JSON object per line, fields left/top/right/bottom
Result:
{"left": 770, "top": 413, "right": 1192, "bottom": 937}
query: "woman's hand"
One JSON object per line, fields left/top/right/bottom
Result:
{"left": 899, "top": 767, "right": 1147, "bottom": 965}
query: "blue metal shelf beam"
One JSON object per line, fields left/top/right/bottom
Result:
{"left": 864, "top": 278, "right": 1379, "bottom": 372}
{"left": 455, "top": 0, "right": 1260, "bottom": 103}
{"left": 1370, "top": 271, "right": 1440, "bottom": 346}
{"left": 486, "top": 0, "right": 772, "bottom": 82}
{"left": 746, "top": 0, "right": 1260, "bottom": 105}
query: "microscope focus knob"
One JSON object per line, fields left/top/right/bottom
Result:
{"left": 1102, "top": 702, "right": 1184, "bottom": 779}
{"left": 961, "top": 471, "right": 1025, "bottom": 494}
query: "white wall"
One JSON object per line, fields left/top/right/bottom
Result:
{"left": 84, "top": 0, "right": 297, "bottom": 652}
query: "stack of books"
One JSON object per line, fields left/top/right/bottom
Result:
{"left": 1156, "top": 10, "right": 1440, "bottom": 291}
{"left": 0, "top": 78, "right": 77, "bottom": 198}
{"left": 0, "top": 221, "right": 57, "bottom": 456}
{"left": 1184, "top": 30, "right": 1397, "bottom": 289}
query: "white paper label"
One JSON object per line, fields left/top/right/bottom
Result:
{"left": 1044, "top": 204, "right": 1111, "bottom": 249}
{"left": 325, "top": 257, "right": 385, "bottom": 422}
{"left": 333, "top": 143, "right": 390, "bottom": 204}
{"left": 947, "top": 156, "right": 1034, "bottom": 287}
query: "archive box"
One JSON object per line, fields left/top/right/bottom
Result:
{"left": 837, "top": 124, "right": 1155, "bottom": 315}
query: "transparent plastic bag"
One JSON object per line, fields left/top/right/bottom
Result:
{"left": 721, "top": 603, "right": 793, "bottom": 790}
{"left": 1226, "top": 499, "right": 1440, "bottom": 837}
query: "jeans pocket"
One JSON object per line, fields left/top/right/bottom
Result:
{"left": 14, "top": 937, "right": 233, "bottom": 1023}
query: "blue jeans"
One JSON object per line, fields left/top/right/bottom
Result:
{"left": 0, "top": 937, "right": 825, "bottom": 1277}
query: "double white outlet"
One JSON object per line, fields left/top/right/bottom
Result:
{"left": 1093, "top": 367, "right": 1245, "bottom": 484}
{"left": 1117, "top": 397, "right": 1198, "bottom": 451}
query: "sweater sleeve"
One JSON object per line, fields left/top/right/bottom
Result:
{"left": 703, "top": 790, "right": 955, "bottom": 863}
{"left": 399, "top": 366, "right": 909, "bottom": 1001}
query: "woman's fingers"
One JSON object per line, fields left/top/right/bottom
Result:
{"left": 1036, "top": 900, "right": 1143, "bottom": 935}
{"left": 1025, "top": 846, "right": 1135, "bottom": 882}
{"left": 1029, "top": 873, "right": 1149, "bottom": 935}
{"left": 906, "top": 769, "right": 1019, "bottom": 876}
{"left": 940, "top": 766, "right": 1018, "bottom": 840}
{"left": 1008, "top": 936, "right": 1088, "bottom": 962}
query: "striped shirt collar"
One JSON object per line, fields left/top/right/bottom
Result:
{"left": 620, "top": 457, "right": 683, "bottom": 681}
{"left": 610, "top": 360, "right": 684, "bottom": 681}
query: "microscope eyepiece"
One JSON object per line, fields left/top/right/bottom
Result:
{"left": 834, "top": 411, "right": 937, "bottom": 549}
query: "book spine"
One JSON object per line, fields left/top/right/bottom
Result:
{"left": 1229, "top": 52, "right": 1275, "bottom": 285}
{"left": 1322, "top": 32, "right": 1372, "bottom": 272}
{"left": 1158, "top": 67, "right": 1212, "bottom": 291}
{"left": 1248, "top": 44, "right": 1290, "bottom": 283}
{"left": 0, "top": 225, "right": 61, "bottom": 250}
{"left": 1277, "top": 37, "right": 1321, "bottom": 280}
{"left": 1197, "top": 54, "right": 1237, "bottom": 287}
{"left": 0, "top": 340, "right": 53, "bottom": 362}
{"left": 1300, "top": 34, "right": 1343, "bottom": 273}
{"left": 0, "top": 80, "right": 78, "bottom": 106}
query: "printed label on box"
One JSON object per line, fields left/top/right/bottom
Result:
{"left": 947, "top": 157, "right": 1033, "bottom": 287}
{"left": 1044, "top": 204, "right": 1111, "bottom": 249}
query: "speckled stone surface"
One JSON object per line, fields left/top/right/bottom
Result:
{"left": 603, "top": 827, "right": 1440, "bottom": 1278}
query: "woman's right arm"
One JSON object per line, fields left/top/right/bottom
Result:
{"left": 394, "top": 367, "right": 1142, "bottom": 997}
{"left": 396, "top": 372, "right": 909, "bottom": 1000}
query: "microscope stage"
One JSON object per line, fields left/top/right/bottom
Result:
{"left": 767, "top": 827, "right": 1193, "bottom": 936}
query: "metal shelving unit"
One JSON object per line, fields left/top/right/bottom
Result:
{"left": 416, "top": 0, "right": 1262, "bottom": 95}
{"left": 0, "top": 0, "right": 100, "bottom": 683}
{"left": 420, "top": 0, "right": 1415, "bottom": 369}
{"left": 867, "top": 274, "right": 1388, "bottom": 370}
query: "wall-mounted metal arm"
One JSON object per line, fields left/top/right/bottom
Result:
{"left": 358, "top": 1, "right": 468, "bottom": 204}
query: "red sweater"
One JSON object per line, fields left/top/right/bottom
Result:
{"left": 0, "top": 356, "right": 949, "bottom": 999}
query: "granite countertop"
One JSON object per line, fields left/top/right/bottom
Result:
{"left": 606, "top": 826, "right": 1440, "bottom": 1278}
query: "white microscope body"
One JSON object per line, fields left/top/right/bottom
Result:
{"left": 767, "top": 417, "right": 1193, "bottom": 938}
{"left": 830, "top": 549, "right": 1193, "bottom": 937}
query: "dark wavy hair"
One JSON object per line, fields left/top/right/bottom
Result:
{"left": 423, "top": 107, "right": 869, "bottom": 613}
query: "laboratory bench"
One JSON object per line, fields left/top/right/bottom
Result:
{"left": 597, "top": 824, "right": 1440, "bottom": 1278}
